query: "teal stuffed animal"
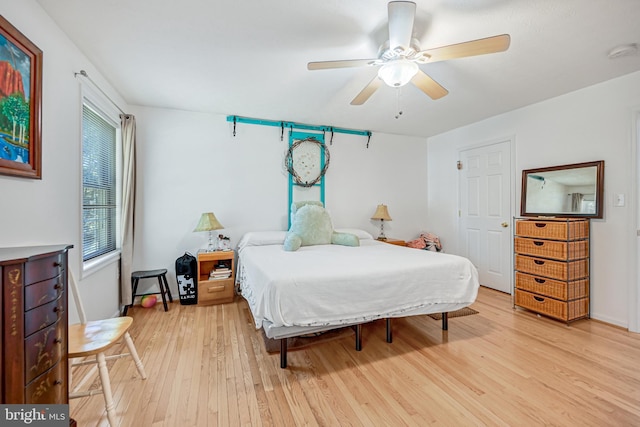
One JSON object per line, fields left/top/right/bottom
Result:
{"left": 284, "top": 201, "right": 359, "bottom": 251}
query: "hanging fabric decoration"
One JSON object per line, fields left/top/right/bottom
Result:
{"left": 285, "top": 137, "right": 330, "bottom": 187}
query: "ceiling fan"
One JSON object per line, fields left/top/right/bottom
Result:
{"left": 307, "top": 1, "right": 510, "bottom": 105}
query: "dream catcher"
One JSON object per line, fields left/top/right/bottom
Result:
{"left": 285, "top": 136, "right": 330, "bottom": 187}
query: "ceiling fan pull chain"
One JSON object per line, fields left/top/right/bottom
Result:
{"left": 395, "top": 88, "right": 404, "bottom": 119}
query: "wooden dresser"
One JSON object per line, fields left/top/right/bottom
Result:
{"left": 514, "top": 218, "right": 589, "bottom": 322}
{"left": 1, "top": 244, "right": 73, "bottom": 404}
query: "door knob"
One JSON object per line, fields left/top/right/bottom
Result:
{"left": 501, "top": 222, "right": 509, "bottom": 228}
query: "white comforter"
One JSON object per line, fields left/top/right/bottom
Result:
{"left": 237, "top": 232, "right": 479, "bottom": 329}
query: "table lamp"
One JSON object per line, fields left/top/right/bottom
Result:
{"left": 193, "top": 212, "right": 224, "bottom": 252}
{"left": 371, "top": 204, "right": 392, "bottom": 241}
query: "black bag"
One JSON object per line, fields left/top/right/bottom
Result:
{"left": 175, "top": 252, "right": 198, "bottom": 305}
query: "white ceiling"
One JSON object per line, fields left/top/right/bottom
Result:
{"left": 36, "top": 0, "right": 640, "bottom": 138}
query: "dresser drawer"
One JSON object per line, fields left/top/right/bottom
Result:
{"left": 515, "top": 254, "right": 588, "bottom": 281}
{"left": 25, "top": 361, "right": 66, "bottom": 404}
{"left": 515, "top": 220, "right": 589, "bottom": 241}
{"left": 514, "top": 237, "right": 588, "bottom": 261}
{"left": 25, "top": 295, "right": 65, "bottom": 337}
{"left": 25, "top": 321, "right": 65, "bottom": 383}
{"left": 24, "top": 276, "right": 64, "bottom": 311}
{"left": 515, "top": 289, "right": 589, "bottom": 322}
{"left": 198, "top": 278, "right": 234, "bottom": 304}
{"left": 24, "top": 253, "right": 64, "bottom": 285}
{"left": 515, "top": 272, "right": 589, "bottom": 300}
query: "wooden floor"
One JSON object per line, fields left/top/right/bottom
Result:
{"left": 69, "top": 287, "right": 640, "bottom": 426}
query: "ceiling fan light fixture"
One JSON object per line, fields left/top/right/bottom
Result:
{"left": 377, "top": 60, "right": 418, "bottom": 87}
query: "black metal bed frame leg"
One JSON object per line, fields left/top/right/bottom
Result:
{"left": 386, "top": 318, "right": 392, "bottom": 343}
{"left": 442, "top": 312, "right": 448, "bottom": 331}
{"left": 280, "top": 338, "right": 287, "bottom": 368}
{"left": 355, "top": 324, "right": 362, "bottom": 351}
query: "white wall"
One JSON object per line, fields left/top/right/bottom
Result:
{"left": 427, "top": 70, "right": 640, "bottom": 328}
{"left": 1, "top": 0, "right": 430, "bottom": 321}
{"left": 6, "top": 0, "right": 638, "bottom": 330}
{"left": 0, "top": 0, "right": 129, "bottom": 323}
{"left": 129, "top": 106, "right": 429, "bottom": 295}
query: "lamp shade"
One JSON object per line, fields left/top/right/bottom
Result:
{"left": 371, "top": 204, "right": 392, "bottom": 221}
{"left": 377, "top": 60, "right": 418, "bottom": 87}
{"left": 193, "top": 212, "right": 224, "bottom": 232}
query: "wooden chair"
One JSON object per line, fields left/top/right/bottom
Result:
{"left": 68, "top": 272, "right": 147, "bottom": 426}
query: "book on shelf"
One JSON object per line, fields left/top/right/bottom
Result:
{"left": 209, "top": 271, "right": 231, "bottom": 278}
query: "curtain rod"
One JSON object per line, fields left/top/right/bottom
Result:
{"left": 74, "top": 69, "right": 127, "bottom": 116}
{"left": 226, "top": 115, "right": 372, "bottom": 146}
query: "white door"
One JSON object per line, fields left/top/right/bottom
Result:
{"left": 458, "top": 140, "right": 512, "bottom": 293}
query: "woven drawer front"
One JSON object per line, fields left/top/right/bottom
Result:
{"left": 515, "top": 255, "right": 588, "bottom": 281}
{"left": 515, "top": 290, "right": 588, "bottom": 321}
{"left": 514, "top": 237, "right": 588, "bottom": 261}
{"left": 515, "top": 220, "right": 589, "bottom": 241}
{"left": 515, "top": 272, "right": 589, "bottom": 300}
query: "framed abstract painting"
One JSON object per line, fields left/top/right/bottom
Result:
{"left": 0, "top": 15, "right": 42, "bottom": 179}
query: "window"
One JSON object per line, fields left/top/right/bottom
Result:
{"left": 81, "top": 101, "right": 120, "bottom": 265}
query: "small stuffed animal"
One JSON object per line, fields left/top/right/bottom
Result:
{"left": 407, "top": 232, "right": 443, "bottom": 252}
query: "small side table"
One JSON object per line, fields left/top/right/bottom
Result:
{"left": 380, "top": 238, "right": 407, "bottom": 246}
{"left": 197, "top": 250, "right": 235, "bottom": 305}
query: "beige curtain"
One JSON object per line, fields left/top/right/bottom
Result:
{"left": 120, "top": 114, "right": 136, "bottom": 307}
{"left": 570, "top": 193, "right": 584, "bottom": 212}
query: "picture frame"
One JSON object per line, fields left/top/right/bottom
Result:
{"left": 0, "top": 15, "right": 42, "bottom": 179}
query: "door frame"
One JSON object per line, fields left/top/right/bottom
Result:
{"left": 631, "top": 107, "right": 640, "bottom": 333}
{"left": 457, "top": 136, "right": 516, "bottom": 294}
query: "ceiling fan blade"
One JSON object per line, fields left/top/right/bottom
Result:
{"left": 411, "top": 70, "right": 448, "bottom": 100}
{"left": 388, "top": 1, "right": 416, "bottom": 50}
{"left": 308, "top": 59, "right": 376, "bottom": 70}
{"left": 420, "top": 34, "right": 511, "bottom": 63}
{"left": 350, "top": 76, "right": 383, "bottom": 105}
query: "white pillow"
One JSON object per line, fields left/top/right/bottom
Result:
{"left": 334, "top": 228, "right": 374, "bottom": 240}
{"left": 237, "top": 231, "right": 287, "bottom": 252}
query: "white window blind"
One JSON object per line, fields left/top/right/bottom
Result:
{"left": 82, "top": 104, "right": 117, "bottom": 261}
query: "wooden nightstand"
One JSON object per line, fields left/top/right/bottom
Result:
{"left": 379, "top": 238, "right": 407, "bottom": 246}
{"left": 197, "top": 250, "right": 235, "bottom": 305}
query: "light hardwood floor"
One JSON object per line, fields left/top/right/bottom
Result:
{"left": 69, "top": 287, "right": 640, "bottom": 426}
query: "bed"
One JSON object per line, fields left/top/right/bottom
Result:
{"left": 236, "top": 229, "right": 479, "bottom": 368}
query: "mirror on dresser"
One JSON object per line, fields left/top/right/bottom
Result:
{"left": 521, "top": 160, "right": 604, "bottom": 219}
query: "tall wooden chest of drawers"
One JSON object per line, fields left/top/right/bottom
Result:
{"left": 1, "top": 244, "right": 73, "bottom": 404}
{"left": 514, "top": 218, "right": 589, "bottom": 322}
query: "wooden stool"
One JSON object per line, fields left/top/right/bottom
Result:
{"left": 124, "top": 269, "right": 173, "bottom": 315}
